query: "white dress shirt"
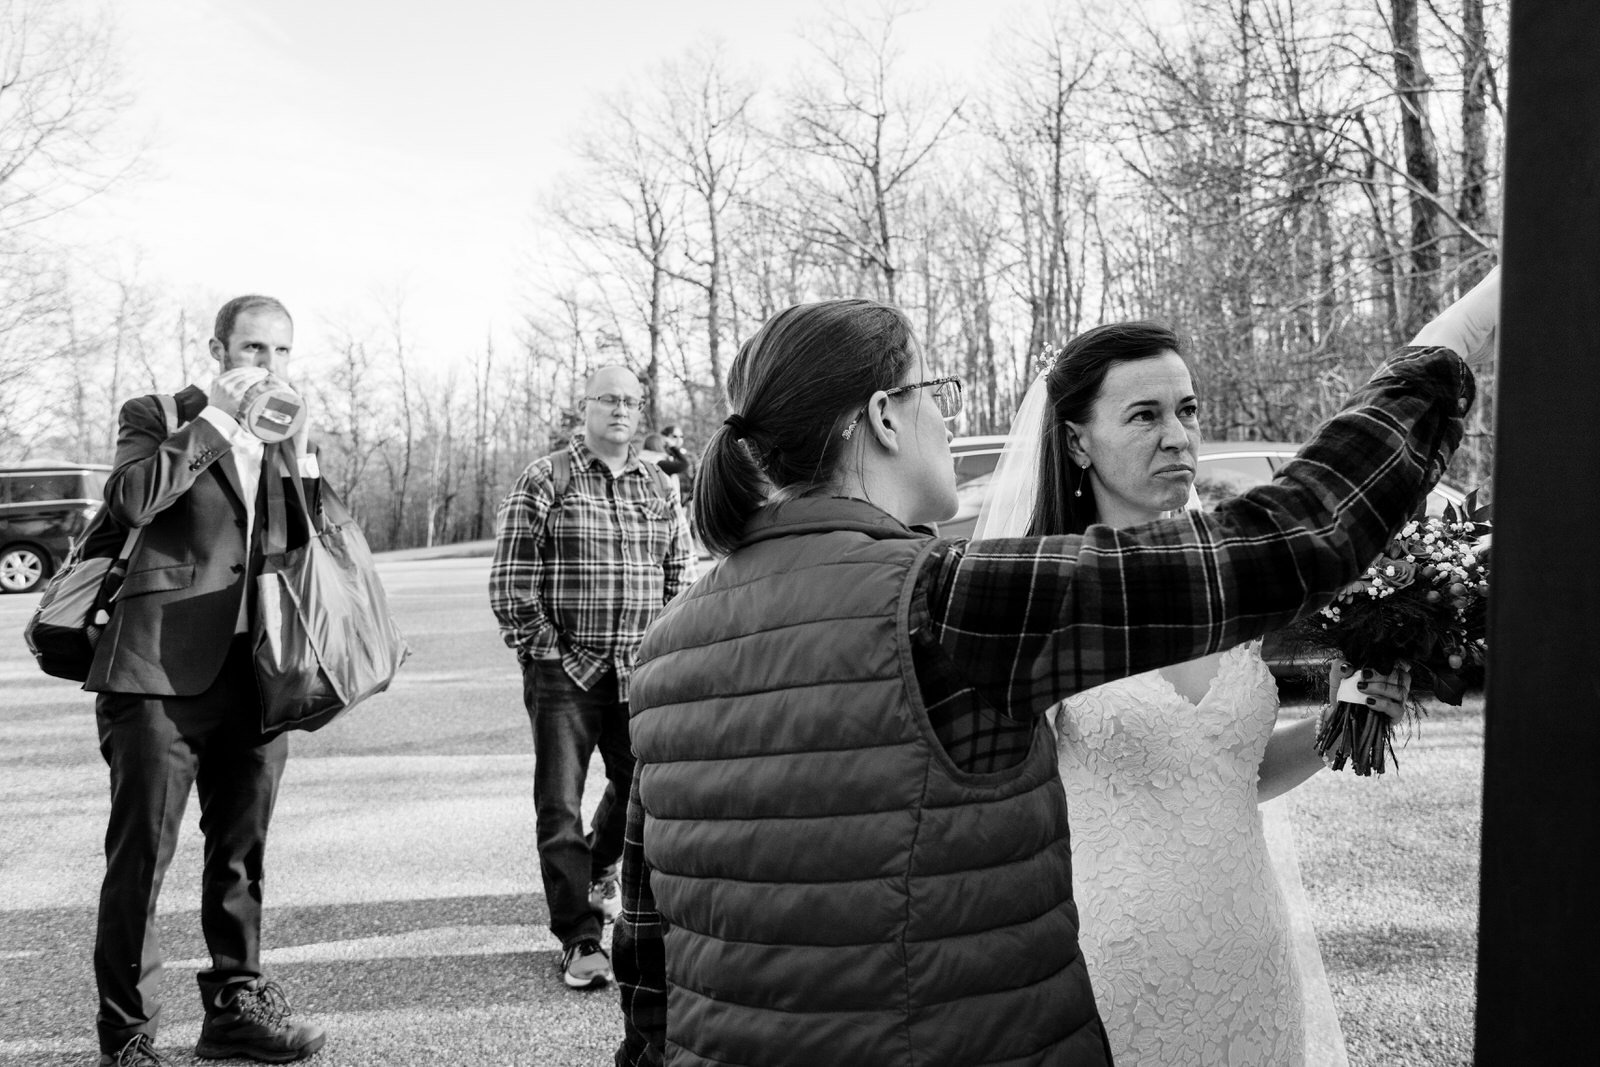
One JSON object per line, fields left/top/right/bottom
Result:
{"left": 196, "top": 405, "right": 320, "bottom": 632}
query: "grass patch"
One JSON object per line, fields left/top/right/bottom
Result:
{"left": 1283, "top": 694, "right": 1483, "bottom": 1066}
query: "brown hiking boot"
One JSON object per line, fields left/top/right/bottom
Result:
{"left": 195, "top": 979, "right": 326, "bottom": 1062}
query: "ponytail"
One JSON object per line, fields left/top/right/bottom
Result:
{"left": 694, "top": 299, "right": 914, "bottom": 555}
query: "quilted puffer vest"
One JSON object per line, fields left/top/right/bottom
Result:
{"left": 630, "top": 497, "right": 1111, "bottom": 1067}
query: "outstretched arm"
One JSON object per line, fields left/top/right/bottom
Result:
{"left": 933, "top": 343, "right": 1474, "bottom": 721}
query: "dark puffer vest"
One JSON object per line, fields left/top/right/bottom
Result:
{"left": 630, "top": 497, "right": 1111, "bottom": 1067}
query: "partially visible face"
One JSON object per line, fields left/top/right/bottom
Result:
{"left": 584, "top": 367, "right": 644, "bottom": 447}
{"left": 1067, "top": 351, "right": 1200, "bottom": 526}
{"left": 210, "top": 309, "right": 293, "bottom": 372}
{"left": 891, "top": 347, "right": 959, "bottom": 526}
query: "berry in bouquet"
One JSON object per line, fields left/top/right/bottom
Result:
{"left": 1284, "top": 496, "right": 1490, "bottom": 775}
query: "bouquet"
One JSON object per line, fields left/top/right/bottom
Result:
{"left": 1286, "top": 499, "right": 1491, "bottom": 775}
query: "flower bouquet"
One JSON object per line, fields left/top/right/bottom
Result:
{"left": 1286, "top": 498, "right": 1491, "bottom": 775}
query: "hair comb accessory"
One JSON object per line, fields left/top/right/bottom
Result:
{"left": 1034, "top": 341, "right": 1061, "bottom": 373}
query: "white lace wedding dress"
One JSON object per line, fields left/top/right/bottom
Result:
{"left": 1054, "top": 642, "right": 1327, "bottom": 1066}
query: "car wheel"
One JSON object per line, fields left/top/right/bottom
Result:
{"left": 0, "top": 545, "right": 49, "bottom": 593}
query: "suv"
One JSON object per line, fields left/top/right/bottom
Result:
{"left": 0, "top": 463, "right": 111, "bottom": 593}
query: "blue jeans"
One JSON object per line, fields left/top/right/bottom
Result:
{"left": 521, "top": 657, "right": 634, "bottom": 948}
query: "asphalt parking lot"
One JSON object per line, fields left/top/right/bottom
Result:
{"left": 0, "top": 557, "right": 621, "bottom": 1066}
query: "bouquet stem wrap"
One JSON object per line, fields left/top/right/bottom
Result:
{"left": 1316, "top": 669, "right": 1404, "bottom": 775}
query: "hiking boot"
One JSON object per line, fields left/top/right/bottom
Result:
{"left": 561, "top": 937, "right": 612, "bottom": 990}
{"left": 99, "top": 1034, "right": 163, "bottom": 1066}
{"left": 588, "top": 874, "right": 622, "bottom": 923}
{"left": 195, "top": 979, "right": 326, "bottom": 1062}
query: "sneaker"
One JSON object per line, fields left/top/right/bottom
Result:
{"left": 588, "top": 875, "right": 622, "bottom": 923}
{"left": 100, "top": 1034, "right": 164, "bottom": 1066}
{"left": 195, "top": 979, "right": 326, "bottom": 1062}
{"left": 561, "top": 938, "right": 613, "bottom": 990}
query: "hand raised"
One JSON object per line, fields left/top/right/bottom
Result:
{"left": 209, "top": 367, "right": 270, "bottom": 421}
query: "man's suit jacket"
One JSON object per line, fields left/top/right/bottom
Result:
{"left": 85, "top": 386, "right": 319, "bottom": 697}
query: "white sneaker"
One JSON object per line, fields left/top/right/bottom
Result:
{"left": 561, "top": 938, "right": 612, "bottom": 990}
{"left": 588, "top": 876, "right": 622, "bottom": 923}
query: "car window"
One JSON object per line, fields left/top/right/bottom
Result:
{"left": 3, "top": 473, "right": 82, "bottom": 503}
{"left": 1194, "top": 454, "right": 1274, "bottom": 509}
{"left": 953, "top": 450, "right": 1001, "bottom": 487}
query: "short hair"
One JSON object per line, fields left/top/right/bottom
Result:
{"left": 214, "top": 295, "right": 292, "bottom": 346}
{"left": 661, "top": 424, "right": 682, "bottom": 437}
{"left": 644, "top": 432, "right": 667, "bottom": 450}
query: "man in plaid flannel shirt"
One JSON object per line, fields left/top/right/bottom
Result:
{"left": 490, "top": 365, "right": 695, "bottom": 991}
{"left": 614, "top": 303, "right": 1489, "bottom": 1063}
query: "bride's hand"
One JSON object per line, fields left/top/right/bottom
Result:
{"left": 1328, "top": 661, "right": 1412, "bottom": 720}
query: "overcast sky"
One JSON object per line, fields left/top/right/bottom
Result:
{"left": 70, "top": 0, "right": 1016, "bottom": 368}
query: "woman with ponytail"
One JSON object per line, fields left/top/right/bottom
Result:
{"left": 613, "top": 297, "right": 1476, "bottom": 1067}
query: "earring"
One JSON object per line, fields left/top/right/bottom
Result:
{"left": 1074, "top": 460, "right": 1089, "bottom": 498}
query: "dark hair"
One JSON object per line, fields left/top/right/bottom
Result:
{"left": 695, "top": 299, "right": 915, "bottom": 555}
{"left": 661, "top": 424, "right": 682, "bottom": 437}
{"left": 643, "top": 432, "right": 667, "bottom": 451}
{"left": 214, "top": 295, "right": 292, "bottom": 346}
{"left": 1031, "top": 321, "right": 1185, "bottom": 536}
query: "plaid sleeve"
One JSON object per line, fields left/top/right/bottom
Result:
{"left": 488, "top": 461, "right": 559, "bottom": 658}
{"left": 933, "top": 345, "right": 1472, "bottom": 721}
{"left": 614, "top": 765, "right": 667, "bottom": 1067}
{"left": 662, "top": 504, "right": 696, "bottom": 603}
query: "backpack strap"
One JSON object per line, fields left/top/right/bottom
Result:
{"left": 643, "top": 458, "right": 675, "bottom": 506}
{"left": 546, "top": 445, "right": 673, "bottom": 507}
{"left": 109, "top": 394, "right": 181, "bottom": 564}
{"left": 548, "top": 450, "right": 571, "bottom": 499}
{"left": 156, "top": 393, "right": 178, "bottom": 437}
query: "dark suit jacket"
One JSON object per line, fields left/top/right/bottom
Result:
{"left": 85, "top": 386, "right": 319, "bottom": 697}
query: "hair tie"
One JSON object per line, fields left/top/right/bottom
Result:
{"left": 723, "top": 413, "right": 753, "bottom": 439}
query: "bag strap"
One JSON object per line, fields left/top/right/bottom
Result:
{"left": 548, "top": 448, "right": 671, "bottom": 505}
{"left": 110, "top": 394, "right": 182, "bottom": 563}
{"left": 263, "top": 443, "right": 320, "bottom": 557}
{"left": 549, "top": 450, "right": 571, "bottom": 498}
{"left": 643, "top": 458, "right": 674, "bottom": 505}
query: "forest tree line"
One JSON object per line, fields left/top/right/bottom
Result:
{"left": 1, "top": 0, "right": 1504, "bottom": 551}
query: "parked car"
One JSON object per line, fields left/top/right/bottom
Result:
{"left": 0, "top": 463, "right": 111, "bottom": 593}
{"left": 942, "top": 436, "right": 1467, "bottom": 677}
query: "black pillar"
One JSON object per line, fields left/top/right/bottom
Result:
{"left": 1475, "top": 2, "right": 1600, "bottom": 1061}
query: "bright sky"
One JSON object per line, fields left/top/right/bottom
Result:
{"left": 71, "top": 0, "right": 1013, "bottom": 368}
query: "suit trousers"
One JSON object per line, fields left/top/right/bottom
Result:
{"left": 521, "top": 658, "right": 634, "bottom": 948}
{"left": 93, "top": 635, "right": 287, "bottom": 1052}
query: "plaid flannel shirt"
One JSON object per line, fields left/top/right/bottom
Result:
{"left": 489, "top": 435, "right": 695, "bottom": 701}
{"left": 614, "top": 346, "right": 1473, "bottom": 1066}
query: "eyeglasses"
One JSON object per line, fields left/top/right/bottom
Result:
{"left": 887, "top": 376, "right": 963, "bottom": 420}
{"left": 841, "top": 375, "right": 964, "bottom": 439}
{"left": 585, "top": 394, "right": 643, "bottom": 411}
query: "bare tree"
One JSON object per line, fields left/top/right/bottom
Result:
{"left": 0, "top": 0, "right": 132, "bottom": 237}
{"left": 648, "top": 44, "right": 757, "bottom": 407}
{"left": 1390, "top": 0, "right": 1443, "bottom": 331}
{"left": 781, "top": 0, "right": 962, "bottom": 304}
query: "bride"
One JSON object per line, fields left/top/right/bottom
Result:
{"left": 971, "top": 321, "right": 1413, "bottom": 1066}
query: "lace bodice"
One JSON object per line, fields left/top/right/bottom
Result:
{"left": 1055, "top": 642, "right": 1306, "bottom": 1066}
